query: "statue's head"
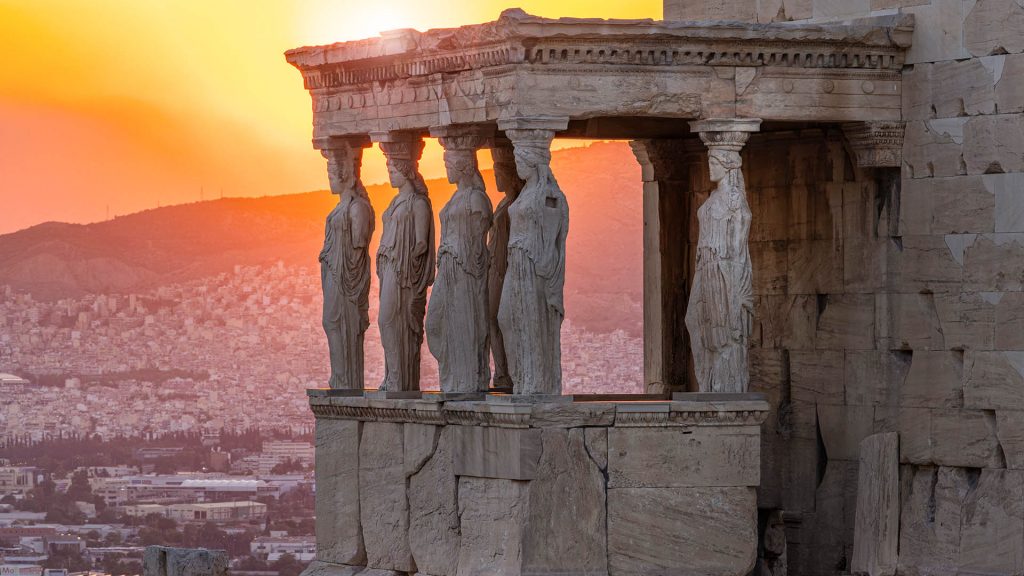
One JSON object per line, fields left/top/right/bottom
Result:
{"left": 322, "top": 146, "right": 362, "bottom": 195}
{"left": 708, "top": 149, "right": 742, "bottom": 185}
{"left": 491, "top": 144, "right": 522, "bottom": 197}
{"left": 443, "top": 149, "right": 479, "bottom": 186}
{"left": 512, "top": 144, "right": 551, "bottom": 182}
{"left": 386, "top": 157, "right": 414, "bottom": 189}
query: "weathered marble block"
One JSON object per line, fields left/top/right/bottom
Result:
{"left": 304, "top": 393, "right": 769, "bottom": 576}
{"left": 143, "top": 547, "right": 228, "bottom": 576}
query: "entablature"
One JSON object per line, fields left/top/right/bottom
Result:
{"left": 286, "top": 9, "right": 913, "bottom": 138}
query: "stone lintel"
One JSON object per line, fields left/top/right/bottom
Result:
{"left": 842, "top": 121, "right": 905, "bottom": 168}
{"left": 313, "top": 135, "right": 371, "bottom": 151}
{"left": 428, "top": 124, "right": 495, "bottom": 149}
{"left": 498, "top": 116, "right": 570, "bottom": 133}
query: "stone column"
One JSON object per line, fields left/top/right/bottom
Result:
{"left": 371, "top": 131, "right": 434, "bottom": 392}
{"left": 630, "top": 139, "right": 699, "bottom": 396}
{"left": 496, "top": 116, "right": 570, "bottom": 396}
{"left": 314, "top": 136, "right": 373, "bottom": 391}
{"left": 488, "top": 137, "right": 526, "bottom": 391}
{"left": 426, "top": 125, "right": 494, "bottom": 395}
{"left": 686, "top": 118, "right": 761, "bottom": 394}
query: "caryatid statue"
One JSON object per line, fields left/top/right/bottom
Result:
{"left": 685, "top": 119, "right": 761, "bottom": 393}
{"left": 497, "top": 122, "right": 569, "bottom": 395}
{"left": 425, "top": 128, "right": 494, "bottom": 393}
{"left": 488, "top": 139, "right": 525, "bottom": 389}
{"left": 318, "top": 138, "right": 374, "bottom": 390}
{"left": 374, "top": 134, "right": 435, "bottom": 392}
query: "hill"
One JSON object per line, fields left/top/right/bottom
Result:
{"left": 0, "top": 142, "right": 643, "bottom": 334}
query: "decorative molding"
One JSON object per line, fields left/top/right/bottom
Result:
{"left": 842, "top": 121, "right": 905, "bottom": 168}
{"left": 308, "top": 396, "right": 770, "bottom": 428}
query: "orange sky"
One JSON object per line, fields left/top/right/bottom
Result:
{"left": 0, "top": 0, "right": 661, "bottom": 234}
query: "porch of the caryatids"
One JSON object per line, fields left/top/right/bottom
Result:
{"left": 496, "top": 117, "right": 570, "bottom": 396}
{"left": 684, "top": 118, "right": 761, "bottom": 394}
{"left": 316, "top": 136, "right": 374, "bottom": 391}
{"left": 425, "top": 125, "right": 494, "bottom": 394}
{"left": 372, "top": 131, "right": 435, "bottom": 392}
{"left": 487, "top": 137, "right": 526, "bottom": 391}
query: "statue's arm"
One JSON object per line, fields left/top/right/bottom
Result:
{"left": 350, "top": 202, "right": 374, "bottom": 250}
{"left": 413, "top": 199, "right": 432, "bottom": 258}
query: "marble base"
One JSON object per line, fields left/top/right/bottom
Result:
{"left": 307, "top": 393, "right": 770, "bottom": 576}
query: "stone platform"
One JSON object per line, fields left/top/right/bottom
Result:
{"left": 305, "top": 391, "right": 769, "bottom": 576}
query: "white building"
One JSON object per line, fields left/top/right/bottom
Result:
{"left": 250, "top": 535, "right": 316, "bottom": 562}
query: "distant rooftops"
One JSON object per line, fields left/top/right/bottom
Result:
{"left": 0, "top": 374, "right": 29, "bottom": 386}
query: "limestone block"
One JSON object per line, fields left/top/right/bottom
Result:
{"left": 964, "top": 0, "right": 1024, "bottom": 56}
{"left": 903, "top": 0, "right": 971, "bottom": 63}
{"left": 843, "top": 238, "right": 887, "bottom": 294}
{"left": 529, "top": 401, "right": 615, "bottom": 428}
{"left": 900, "top": 176, "right": 994, "bottom": 236}
{"left": 897, "top": 407, "right": 932, "bottom": 464}
{"left": 964, "top": 233, "right": 1024, "bottom": 291}
{"left": 997, "top": 411, "right": 1024, "bottom": 469}
{"left": 995, "top": 53, "right": 1024, "bottom": 113}
{"left": 990, "top": 173, "right": 1024, "bottom": 233}
{"left": 799, "top": 460, "right": 859, "bottom": 576}
{"left": 898, "top": 351, "right": 964, "bottom": 409}
{"left": 455, "top": 477, "right": 528, "bottom": 576}
{"left": 298, "top": 561, "right": 363, "bottom": 576}
{"left": 608, "top": 426, "right": 760, "bottom": 488}
{"left": 607, "top": 487, "right": 757, "bottom": 576}
{"left": 930, "top": 409, "right": 1003, "bottom": 468}
{"left": 316, "top": 420, "right": 365, "bottom": 565}
{"left": 965, "top": 351, "right": 1024, "bottom": 409}
{"left": 816, "top": 404, "right": 875, "bottom": 461}
{"left": 750, "top": 349, "right": 787, "bottom": 406}
{"left": 871, "top": 0, "right": 928, "bottom": 10}
{"left": 407, "top": 425, "right": 459, "bottom": 576}
{"left": 584, "top": 427, "right": 608, "bottom": 471}
{"left": 752, "top": 240, "right": 788, "bottom": 295}
{"left": 852, "top": 433, "right": 899, "bottom": 576}
{"left": 787, "top": 240, "right": 843, "bottom": 295}
{"left": 902, "top": 120, "right": 965, "bottom": 179}
{"left": 757, "top": 0, "right": 813, "bottom": 21}
{"left": 902, "top": 63, "right": 931, "bottom": 121}
{"left": 889, "top": 235, "right": 964, "bottom": 293}
{"left": 143, "top": 547, "right": 228, "bottom": 576}
{"left": 844, "top": 350, "right": 910, "bottom": 407}
{"left": 782, "top": 438, "right": 821, "bottom": 513}
{"left": 883, "top": 293, "right": 946, "bottom": 351}
{"left": 664, "top": 0, "right": 758, "bottom": 21}
{"left": 898, "top": 466, "right": 971, "bottom": 575}
{"left": 359, "top": 422, "right": 414, "bottom": 572}
{"left": 452, "top": 425, "right": 542, "bottom": 480}
{"left": 996, "top": 292, "right": 1024, "bottom": 348}
{"left": 521, "top": 429, "right": 607, "bottom": 576}
{"left": 930, "top": 58, "right": 997, "bottom": 117}
{"left": 959, "top": 469, "right": 1024, "bottom": 574}
{"left": 776, "top": 295, "right": 818, "bottom": 350}
{"left": 815, "top": 294, "right": 875, "bottom": 350}
{"left": 963, "top": 114, "right": 1024, "bottom": 175}
{"left": 813, "top": 0, "right": 869, "bottom": 19}
{"left": 935, "top": 292, "right": 995, "bottom": 350}
{"left": 790, "top": 350, "right": 844, "bottom": 405}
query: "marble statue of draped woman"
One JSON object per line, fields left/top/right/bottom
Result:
{"left": 377, "top": 158, "right": 435, "bottom": 391}
{"left": 497, "top": 144, "right": 569, "bottom": 395}
{"left": 426, "top": 149, "right": 494, "bottom": 393}
{"left": 684, "top": 149, "right": 753, "bottom": 393}
{"left": 320, "top": 151, "right": 374, "bottom": 390}
{"left": 487, "top": 146, "right": 524, "bottom": 389}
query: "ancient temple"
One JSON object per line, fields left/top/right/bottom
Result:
{"left": 285, "top": 1, "right": 1024, "bottom": 575}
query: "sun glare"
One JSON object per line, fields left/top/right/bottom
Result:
{"left": 301, "top": 3, "right": 408, "bottom": 45}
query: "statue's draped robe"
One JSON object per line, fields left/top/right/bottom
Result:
{"left": 685, "top": 180, "right": 753, "bottom": 393}
{"left": 426, "top": 187, "right": 494, "bottom": 392}
{"left": 320, "top": 194, "right": 374, "bottom": 389}
{"left": 377, "top": 193, "right": 435, "bottom": 391}
{"left": 488, "top": 195, "right": 514, "bottom": 388}
{"left": 497, "top": 174, "right": 568, "bottom": 395}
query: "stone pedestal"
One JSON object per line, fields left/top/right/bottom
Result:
{"left": 304, "top": 391, "right": 769, "bottom": 576}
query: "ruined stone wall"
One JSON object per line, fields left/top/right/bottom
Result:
{"left": 663, "top": 1, "right": 1024, "bottom": 574}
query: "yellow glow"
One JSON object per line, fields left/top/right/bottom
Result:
{"left": 0, "top": 0, "right": 662, "bottom": 234}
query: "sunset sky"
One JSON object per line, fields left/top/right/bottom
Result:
{"left": 0, "top": 0, "right": 661, "bottom": 234}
